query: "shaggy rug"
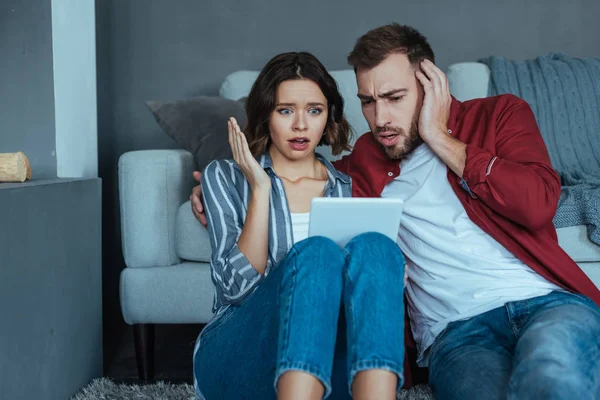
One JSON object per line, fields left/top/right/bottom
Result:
{"left": 71, "top": 378, "right": 434, "bottom": 400}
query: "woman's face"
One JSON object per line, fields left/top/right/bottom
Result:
{"left": 268, "top": 79, "right": 328, "bottom": 161}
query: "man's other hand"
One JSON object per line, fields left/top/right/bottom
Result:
{"left": 190, "top": 171, "right": 207, "bottom": 226}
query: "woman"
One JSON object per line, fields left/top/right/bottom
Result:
{"left": 194, "top": 52, "right": 406, "bottom": 400}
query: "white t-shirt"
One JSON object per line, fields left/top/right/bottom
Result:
{"left": 381, "top": 144, "right": 561, "bottom": 366}
{"left": 290, "top": 212, "right": 310, "bottom": 244}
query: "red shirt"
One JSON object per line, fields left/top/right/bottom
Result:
{"left": 333, "top": 94, "right": 600, "bottom": 387}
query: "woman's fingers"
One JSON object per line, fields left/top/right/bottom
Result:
{"left": 235, "top": 120, "right": 249, "bottom": 156}
{"left": 233, "top": 118, "right": 246, "bottom": 165}
{"left": 228, "top": 120, "right": 238, "bottom": 162}
{"left": 230, "top": 119, "right": 243, "bottom": 166}
{"left": 240, "top": 128, "right": 251, "bottom": 158}
{"left": 239, "top": 129, "right": 254, "bottom": 170}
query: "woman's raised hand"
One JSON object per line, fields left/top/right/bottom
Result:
{"left": 228, "top": 117, "right": 271, "bottom": 191}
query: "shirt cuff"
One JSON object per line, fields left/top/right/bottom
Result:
{"left": 223, "top": 244, "right": 265, "bottom": 301}
{"left": 463, "top": 144, "right": 496, "bottom": 186}
{"left": 225, "top": 244, "right": 262, "bottom": 281}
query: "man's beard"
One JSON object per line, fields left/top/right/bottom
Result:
{"left": 376, "top": 117, "right": 423, "bottom": 161}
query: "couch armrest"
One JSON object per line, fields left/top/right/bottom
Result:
{"left": 119, "top": 149, "right": 195, "bottom": 268}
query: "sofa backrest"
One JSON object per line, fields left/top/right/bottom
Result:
{"left": 446, "top": 62, "right": 491, "bottom": 101}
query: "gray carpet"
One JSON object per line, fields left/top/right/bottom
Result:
{"left": 72, "top": 378, "right": 434, "bottom": 400}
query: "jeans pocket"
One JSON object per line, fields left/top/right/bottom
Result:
{"left": 436, "top": 320, "right": 456, "bottom": 343}
{"left": 429, "top": 320, "right": 458, "bottom": 360}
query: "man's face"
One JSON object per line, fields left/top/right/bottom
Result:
{"left": 356, "top": 52, "right": 423, "bottom": 160}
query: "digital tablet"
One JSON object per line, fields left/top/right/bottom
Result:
{"left": 308, "top": 197, "right": 404, "bottom": 247}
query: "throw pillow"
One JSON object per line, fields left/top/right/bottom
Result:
{"left": 146, "top": 96, "right": 247, "bottom": 171}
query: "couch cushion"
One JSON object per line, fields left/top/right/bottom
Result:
{"left": 557, "top": 225, "right": 600, "bottom": 263}
{"left": 120, "top": 261, "right": 214, "bottom": 324}
{"left": 176, "top": 200, "right": 212, "bottom": 263}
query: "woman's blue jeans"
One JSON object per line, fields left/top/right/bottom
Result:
{"left": 194, "top": 232, "right": 406, "bottom": 399}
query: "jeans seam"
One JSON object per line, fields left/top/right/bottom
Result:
{"left": 278, "top": 248, "right": 298, "bottom": 363}
{"left": 506, "top": 373, "right": 518, "bottom": 399}
{"left": 429, "top": 321, "right": 453, "bottom": 360}
{"left": 505, "top": 302, "right": 520, "bottom": 338}
{"left": 343, "top": 263, "right": 358, "bottom": 375}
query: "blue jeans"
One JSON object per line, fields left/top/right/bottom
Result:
{"left": 193, "top": 233, "right": 405, "bottom": 399}
{"left": 429, "top": 290, "right": 600, "bottom": 400}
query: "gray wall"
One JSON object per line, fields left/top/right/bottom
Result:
{"left": 95, "top": 0, "right": 600, "bottom": 364}
{"left": 0, "top": 179, "right": 102, "bottom": 400}
{"left": 0, "top": 0, "right": 57, "bottom": 178}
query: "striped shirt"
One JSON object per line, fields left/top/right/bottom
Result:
{"left": 201, "top": 152, "right": 352, "bottom": 318}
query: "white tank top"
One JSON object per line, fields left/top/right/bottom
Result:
{"left": 290, "top": 212, "right": 310, "bottom": 244}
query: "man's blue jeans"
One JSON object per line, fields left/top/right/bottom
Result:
{"left": 429, "top": 290, "right": 600, "bottom": 400}
{"left": 194, "top": 233, "right": 406, "bottom": 399}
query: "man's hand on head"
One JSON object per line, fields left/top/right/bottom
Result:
{"left": 415, "top": 59, "right": 452, "bottom": 144}
{"left": 415, "top": 60, "right": 466, "bottom": 177}
{"left": 190, "top": 171, "right": 207, "bottom": 226}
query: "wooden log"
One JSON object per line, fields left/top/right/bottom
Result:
{"left": 0, "top": 152, "right": 32, "bottom": 182}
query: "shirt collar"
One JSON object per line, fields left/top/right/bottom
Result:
{"left": 317, "top": 152, "right": 351, "bottom": 185}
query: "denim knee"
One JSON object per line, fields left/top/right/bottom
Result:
{"left": 279, "top": 235, "right": 346, "bottom": 279}
{"left": 344, "top": 232, "right": 405, "bottom": 271}
{"left": 293, "top": 235, "right": 344, "bottom": 261}
{"left": 508, "top": 366, "right": 597, "bottom": 400}
{"left": 294, "top": 235, "right": 341, "bottom": 254}
{"left": 346, "top": 232, "right": 402, "bottom": 254}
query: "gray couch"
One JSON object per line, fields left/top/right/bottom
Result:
{"left": 118, "top": 62, "right": 600, "bottom": 379}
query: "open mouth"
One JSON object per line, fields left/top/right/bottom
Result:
{"left": 378, "top": 132, "right": 400, "bottom": 146}
{"left": 288, "top": 137, "right": 310, "bottom": 151}
{"left": 288, "top": 137, "right": 309, "bottom": 144}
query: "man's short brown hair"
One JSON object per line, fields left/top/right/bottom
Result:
{"left": 348, "top": 23, "right": 435, "bottom": 71}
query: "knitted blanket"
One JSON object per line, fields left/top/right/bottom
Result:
{"left": 480, "top": 53, "right": 600, "bottom": 245}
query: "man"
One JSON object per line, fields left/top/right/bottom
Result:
{"left": 191, "top": 24, "right": 600, "bottom": 399}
